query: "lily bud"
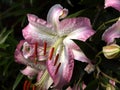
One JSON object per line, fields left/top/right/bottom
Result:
{"left": 106, "top": 84, "right": 115, "bottom": 90}
{"left": 103, "top": 44, "right": 120, "bottom": 59}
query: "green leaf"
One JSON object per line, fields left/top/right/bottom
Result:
{"left": 72, "top": 39, "right": 96, "bottom": 60}
{"left": 67, "top": 9, "right": 87, "bottom": 18}
{"left": 12, "top": 73, "right": 24, "bottom": 90}
{"left": 85, "top": 79, "right": 98, "bottom": 90}
{"left": 0, "top": 28, "right": 12, "bottom": 44}
{"left": 115, "top": 38, "right": 120, "bottom": 45}
{"left": 0, "top": 44, "right": 9, "bottom": 49}
{"left": 90, "top": 28, "right": 105, "bottom": 44}
{"left": 100, "top": 60, "right": 120, "bottom": 73}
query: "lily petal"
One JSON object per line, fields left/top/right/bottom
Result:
{"left": 72, "top": 49, "right": 90, "bottom": 63}
{"left": 22, "top": 41, "right": 34, "bottom": 59}
{"left": 22, "top": 14, "right": 57, "bottom": 45}
{"left": 105, "top": 0, "right": 120, "bottom": 11}
{"left": 14, "top": 40, "right": 28, "bottom": 64}
{"left": 47, "top": 47, "right": 74, "bottom": 89}
{"left": 35, "top": 70, "right": 53, "bottom": 90}
{"left": 63, "top": 26, "right": 95, "bottom": 49}
{"left": 47, "top": 4, "right": 68, "bottom": 29}
{"left": 14, "top": 40, "right": 46, "bottom": 71}
{"left": 21, "top": 66, "right": 38, "bottom": 78}
{"left": 59, "top": 17, "right": 94, "bottom": 36}
{"left": 102, "top": 19, "right": 120, "bottom": 44}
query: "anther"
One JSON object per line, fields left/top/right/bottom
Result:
{"left": 23, "top": 80, "right": 31, "bottom": 90}
{"left": 49, "top": 47, "right": 54, "bottom": 60}
{"left": 55, "top": 63, "right": 61, "bottom": 75}
{"left": 26, "top": 81, "right": 31, "bottom": 90}
{"left": 23, "top": 80, "right": 28, "bottom": 90}
{"left": 43, "top": 42, "right": 47, "bottom": 55}
{"left": 32, "top": 85, "right": 36, "bottom": 90}
{"left": 54, "top": 54, "right": 59, "bottom": 66}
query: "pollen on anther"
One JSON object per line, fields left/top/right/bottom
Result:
{"left": 55, "top": 63, "right": 61, "bottom": 75}
{"left": 43, "top": 41, "right": 47, "bottom": 55}
{"left": 54, "top": 54, "right": 59, "bottom": 66}
{"left": 49, "top": 47, "right": 54, "bottom": 60}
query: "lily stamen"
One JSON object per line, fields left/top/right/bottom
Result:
{"left": 32, "top": 85, "right": 36, "bottom": 90}
{"left": 55, "top": 63, "right": 61, "bottom": 75}
{"left": 26, "top": 81, "right": 31, "bottom": 90}
{"left": 23, "top": 80, "right": 31, "bottom": 90}
{"left": 49, "top": 47, "right": 54, "bottom": 60}
{"left": 23, "top": 80, "right": 28, "bottom": 90}
{"left": 43, "top": 41, "right": 47, "bottom": 55}
{"left": 54, "top": 54, "right": 59, "bottom": 66}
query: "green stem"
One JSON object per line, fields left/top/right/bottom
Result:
{"left": 96, "top": 66, "right": 120, "bottom": 84}
{"left": 97, "top": 17, "right": 119, "bottom": 30}
{"left": 101, "top": 72, "right": 120, "bottom": 84}
{"left": 95, "top": 51, "right": 103, "bottom": 66}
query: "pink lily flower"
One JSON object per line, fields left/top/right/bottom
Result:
{"left": 104, "top": 0, "right": 120, "bottom": 11}
{"left": 15, "top": 4, "right": 95, "bottom": 89}
{"left": 102, "top": 19, "right": 120, "bottom": 44}
{"left": 14, "top": 40, "right": 53, "bottom": 89}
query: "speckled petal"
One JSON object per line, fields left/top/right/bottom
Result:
{"left": 102, "top": 19, "right": 120, "bottom": 44}
{"left": 21, "top": 66, "right": 38, "bottom": 78}
{"left": 47, "top": 47, "right": 74, "bottom": 89}
{"left": 22, "top": 14, "right": 57, "bottom": 45}
{"left": 63, "top": 26, "right": 95, "bottom": 49}
{"left": 105, "top": 0, "right": 120, "bottom": 11}
{"left": 58, "top": 17, "right": 94, "bottom": 36}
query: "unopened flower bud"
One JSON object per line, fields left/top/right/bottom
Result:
{"left": 106, "top": 84, "right": 115, "bottom": 90}
{"left": 103, "top": 44, "right": 120, "bottom": 59}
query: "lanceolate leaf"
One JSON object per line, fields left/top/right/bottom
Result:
{"left": 12, "top": 73, "right": 24, "bottom": 90}
{"left": 0, "top": 28, "right": 12, "bottom": 44}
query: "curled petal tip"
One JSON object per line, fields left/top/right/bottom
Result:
{"left": 47, "top": 4, "right": 68, "bottom": 28}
